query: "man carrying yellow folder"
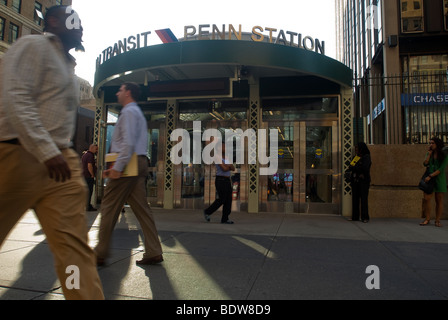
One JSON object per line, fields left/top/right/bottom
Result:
{"left": 95, "top": 82, "right": 163, "bottom": 266}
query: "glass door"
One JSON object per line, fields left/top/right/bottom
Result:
{"left": 173, "top": 120, "right": 249, "bottom": 210}
{"left": 299, "top": 121, "right": 340, "bottom": 214}
{"left": 260, "top": 122, "right": 296, "bottom": 213}
{"left": 261, "top": 121, "right": 340, "bottom": 214}
{"left": 174, "top": 121, "right": 207, "bottom": 209}
{"left": 175, "top": 99, "right": 248, "bottom": 210}
{"left": 146, "top": 122, "right": 165, "bottom": 207}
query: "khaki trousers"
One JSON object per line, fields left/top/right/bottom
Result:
{"left": 0, "top": 144, "right": 104, "bottom": 300}
{"left": 95, "top": 156, "right": 162, "bottom": 260}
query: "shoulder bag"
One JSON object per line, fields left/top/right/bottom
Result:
{"left": 418, "top": 168, "right": 435, "bottom": 194}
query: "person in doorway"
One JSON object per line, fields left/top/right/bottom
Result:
{"left": 349, "top": 142, "right": 372, "bottom": 223}
{"left": 95, "top": 82, "right": 163, "bottom": 266}
{"left": 204, "top": 142, "right": 235, "bottom": 224}
{"left": 82, "top": 144, "right": 98, "bottom": 211}
{"left": 0, "top": 6, "right": 104, "bottom": 299}
{"left": 420, "top": 137, "right": 448, "bottom": 227}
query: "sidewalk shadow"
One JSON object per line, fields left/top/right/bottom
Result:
{"left": 138, "top": 232, "right": 177, "bottom": 300}
{"left": 0, "top": 229, "right": 58, "bottom": 299}
{"left": 95, "top": 209, "right": 175, "bottom": 300}
{"left": 0, "top": 210, "right": 101, "bottom": 300}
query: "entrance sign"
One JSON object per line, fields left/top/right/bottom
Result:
{"left": 96, "top": 24, "right": 325, "bottom": 67}
{"left": 184, "top": 24, "right": 325, "bottom": 54}
{"left": 96, "top": 31, "right": 152, "bottom": 66}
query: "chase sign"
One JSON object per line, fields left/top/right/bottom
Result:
{"left": 401, "top": 93, "right": 448, "bottom": 106}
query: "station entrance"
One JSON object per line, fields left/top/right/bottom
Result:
{"left": 93, "top": 39, "right": 353, "bottom": 215}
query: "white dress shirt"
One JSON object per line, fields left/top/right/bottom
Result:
{"left": 110, "top": 102, "right": 148, "bottom": 172}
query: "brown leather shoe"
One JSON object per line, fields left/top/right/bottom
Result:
{"left": 136, "top": 254, "right": 163, "bottom": 265}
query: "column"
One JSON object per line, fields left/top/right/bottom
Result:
{"left": 248, "top": 78, "right": 260, "bottom": 213}
{"left": 94, "top": 91, "right": 106, "bottom": 201}
{"left": 342, "top": 88, "right": 354, "bottom": 217}
{"left": 163, "top": 99, "right": 177, "bottom": 209}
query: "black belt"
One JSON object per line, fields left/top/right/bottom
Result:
{"left": 0, "top": 138, "right": 20, "bottom": 145}
{"left": 216, "top": 176, "right": 230, "bottom": 180}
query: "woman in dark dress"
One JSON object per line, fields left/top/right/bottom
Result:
{"left": 349, "top": 142, "right": 372, "bottom": 223}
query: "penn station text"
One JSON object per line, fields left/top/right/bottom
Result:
{"left": 96, "top": 24, "right": 325, "bottom": 66}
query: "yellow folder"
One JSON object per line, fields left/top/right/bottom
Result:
{"left": 105, "top": 152, "right": 138, "bottom": 177}
{"left": 350, "top": 155, "right": 361, "bottom": 167}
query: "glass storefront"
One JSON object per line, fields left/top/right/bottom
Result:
{"left": 402, "top": 55, "right": 448, "bottom": 144}
{"left": 100, "top": 96, "right": 342, "bottom": 214}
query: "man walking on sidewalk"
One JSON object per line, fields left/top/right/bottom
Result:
{"left": 95, "top": 82, "right": 163, "bottom": 266}
{"left": 0, "top": 6, "right": 104, "bottom": 300}
{"left": 204, "top": 142, "right": 235, "bottom": 224}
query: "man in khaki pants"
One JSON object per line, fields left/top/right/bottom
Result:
{"left": 0, "top": 6, "right": 104, "bottom": 300}
{"left": 95, "top": 82, "right": 163, "bottom": 266}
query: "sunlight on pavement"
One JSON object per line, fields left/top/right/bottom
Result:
{"left": 162, "top": 238, "right": 231, "bottom": 300}
{"left": 232, "top": 236, "right": 277, "bottom": 259}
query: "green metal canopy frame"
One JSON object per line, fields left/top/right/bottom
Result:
{"left": 94, "top": 40, "right": 352, "bottom": 98}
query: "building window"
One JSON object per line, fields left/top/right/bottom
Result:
{"left": 370, "top": 0, "right": 383, "bottom": 62}
{"left": 8, "top": 22, "right": 18, "bottom": 44}
{"left": 0, "top": 17, "right": 5, "bottom": 41}
{"left": 34, "top": 2, "right": 43, "bottom": 26}
{"left": 403, "top": 55, "right": 448, "bottom": 74}
{"left": 56, "top": 0, "right": 62, "bottom": 5}
{"left": 0, "top": 1, "right": 7, "bottom": 6}
{"left": 444, "top": 0, "right": 448, "bottom": 31}
{"left": 11, "top": 0, "right": 21, "bottom": 13}
{"left": 401, "top": 0, "right": 424, "bottom": 33}
{"left": 402, "top": 54, "right": 448, "bottom": 93}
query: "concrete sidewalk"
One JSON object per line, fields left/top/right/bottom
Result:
{"left": 0, "top": 208, "right": 447, "bottom": 300}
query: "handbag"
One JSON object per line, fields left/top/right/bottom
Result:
{"left": 418, "top": 169, "right": 435, "bottom": 194}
